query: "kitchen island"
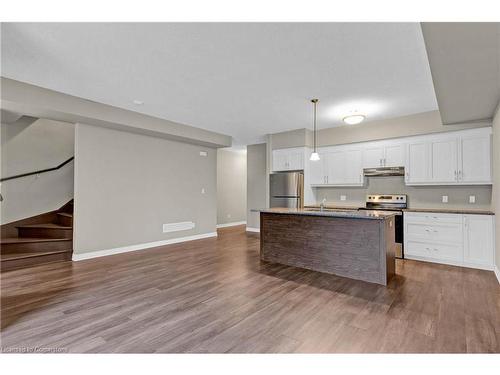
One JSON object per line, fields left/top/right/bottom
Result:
{"left": 258, "top": 208, "right": 397, "bottom": 285}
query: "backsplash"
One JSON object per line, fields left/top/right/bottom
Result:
{"left": 313, "top": 176, "right": 492, "bottom": 210}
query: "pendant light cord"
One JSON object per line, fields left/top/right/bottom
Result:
{"left": 312, "top": 99, "right": 318, "bottom": 153}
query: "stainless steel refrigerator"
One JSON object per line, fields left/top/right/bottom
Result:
{"left": 270, "top": 172, "right": 304, "bottom": 208}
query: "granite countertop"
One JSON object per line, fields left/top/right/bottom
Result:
{"left": 254, "top": 207, "right": 397, "bottom": 220}
{"left": 403, "top": 208, "right": 494, "bottom": 215}
{"left": 305, "top": 204, "right": 495, "bottom": 215}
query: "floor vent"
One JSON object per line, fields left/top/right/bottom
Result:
{"left": 163, "top": 221, "right": 195, "bottom": 233}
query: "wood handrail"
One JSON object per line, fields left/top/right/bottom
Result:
{"left": 0, "top": 156, "right": 74, "bottom": 183}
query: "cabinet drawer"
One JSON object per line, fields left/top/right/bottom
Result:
{"left": 404, "top": 212, "right": 462, "bottom": 224}
{"left": 405, "top": 222, "right": 462, "bottom": 244}
{"left": 405, "top": 240, "right": 463, "bottom": 262}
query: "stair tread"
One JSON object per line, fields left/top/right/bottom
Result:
{"left": 0, "top": 237, "right": 71, "bottom": 244}
{"left": 16, "top": 223, "right": 72, "bottom": 230}
{"left": 57, "top": 212, "right": 73, "bottom": 218}
{"left": 1, "top": 250, "right": 71, "bottom": 261}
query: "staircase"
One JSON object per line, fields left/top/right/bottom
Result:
{"left": 1, "top": 200, "right": 74, "bottom": 272}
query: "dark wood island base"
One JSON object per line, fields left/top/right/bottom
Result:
{"left": 260, "top": 210, "right": 396, "bottom": 285}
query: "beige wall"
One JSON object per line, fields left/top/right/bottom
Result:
{"left": 270, "top": 110, "right": 490, "bottom": 149}
{"left": 1, "top": 118, "right": 74, "bottom": 223}
{"left": 247, "top": 143, "right": 267, "bottom": 229}
{"left": 73, "top": 123, "right": 217, "bottom": 254}
{"left": 217, "top": 149, "right": 247, "bottom": 225}
{"left": 492, "top": 104, "right": 500, "bottom": 273}
{"left": 270, "top": 129, "right": 309, "bottom": 150}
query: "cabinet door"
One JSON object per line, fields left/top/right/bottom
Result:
{"left": 272, "top": 150, "right": 289, "bottom": 171}
{"left": 431, "top": 138, "right": 458, "bottom": 183}
{"left": 406, "top": 142, "right": 430, "bottom": 184}
{"left": 463, "top": 215, "right": 494, "bottom": 267}
{"left": 288, "top": 149, "right": 304, "bottom": 170}
{"left": 326, "top": 151, "right": 345, "bottom": 185}
{"left": 343, "top": 149, "right": 363, "bottom": 184}
{"left": 308, "top": 151, "right": 327, "bottom": 185}
{"left": 460, "top": 135, "right": 492, "bottom": 183}
{"left": 384, "top": 143, "right": 405, "bottom": 167}
{"left": 362, "top": 146, "right": 385, "bottom": 168}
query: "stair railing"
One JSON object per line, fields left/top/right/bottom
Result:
{"left": 0, "top": 156, "right": 74, "bottom": 183}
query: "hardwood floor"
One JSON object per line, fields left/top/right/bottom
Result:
{"left": 1, "top": 225, "right": 499, "bottom": 353}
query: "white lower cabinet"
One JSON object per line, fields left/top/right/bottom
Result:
{"left": 404, "top": 212, "right": 494, "bottom": 270}
{"left": 463, "top": 214, "right": 495, "bottom": 268}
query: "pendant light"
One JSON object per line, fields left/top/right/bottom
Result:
{"left": 310, "top": 99, "right": 320, "bottom": 161}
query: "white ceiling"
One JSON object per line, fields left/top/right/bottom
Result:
{"left": 1, "top": 23, "right": 438, "bottom": 146}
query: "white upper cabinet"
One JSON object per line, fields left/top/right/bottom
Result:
{"left": 362, "top": 146, "right": 385, "bottom": 168}
{"left": 406, "top": 141, "right": 430, "bottom": 184}
{"left": 272, "top": 147, "right": 304, "bottom": 172}
{"left": 430, "top": 138, "right": 458, "bottom": 183}
{"left": 384, "top": 143, "right": 406, "bottom": 167}
{"left": 308, "top": 150, "right": 328, "bottom": 185}
{"left": 283, "top": 127, "right": 492, "bottom": 190}
{"left": 362, "top": 141, "right": 405, "bottom": 168}
{"left": 460, "top": 134, "right": 492, "bottom": 184}
{"left": 343, "top": 149, "right": 363, "bottom": 184}
{"left": 405, "top": 127, "right": 492, "bottom": 186}
{"left": 308, "top": 147, "right": 363, "bottom": 186}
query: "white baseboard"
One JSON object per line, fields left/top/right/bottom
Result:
{"left": 494, "top": 265, "right": 500, "bottom": 285}
{"left": 72, "top": 232, "right": 218, "bottom": 261}
{"left": 404, "top": 254, "right": 494, "bottom": 271}
{"left": 246, "top": 227, "right": 260, "bottom": 233}
{"left": 216, "top": 221, "right": 247, "bottom": 229}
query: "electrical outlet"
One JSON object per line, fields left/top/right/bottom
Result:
{"left": 340, "top": 195, "right": 347, "bottom": 201}
{"left": 199, "top": 151, "right": 208, "bottom": 157}
{"left": 227, "top": 214, "right": 231, "bottom": 219}
{"left": 469, "top": 195, "right": 476, "bottom": 204}
{"left": 442, "top": 195, "right": 448, "bottom": 203}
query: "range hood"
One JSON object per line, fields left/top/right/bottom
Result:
{"left": 363, "top": 166, "right": 405, "bottom": 177}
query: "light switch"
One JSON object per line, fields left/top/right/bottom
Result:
{"left": 469, "top": 195, "right": 476, "bottom": 204}
{"left": 340, "top": 195, "right": 347, "bottom": 201}
{"left": 201, "top": 188, "right": 206, "bottom": 194}
{"left": 442, "top": 195, "right": 448, "bottom": 203}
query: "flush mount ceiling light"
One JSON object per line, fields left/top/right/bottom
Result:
{"left": 309, "top": 99, "right": 320, "bottom": 161}
{"left": 343, "top": 114, "right": 366, "bottom": 125}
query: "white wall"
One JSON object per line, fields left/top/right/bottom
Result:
{"left": 0, "top": 118, "right": 74, "bottom": 224}
{"left": 73, "top": 123, "right": 217, "bottom": 255}
{"left": 217, "top": 149, "right": 247, "bottom": 225}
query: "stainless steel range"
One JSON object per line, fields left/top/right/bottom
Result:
{"left": 360, "top": 194, "right": 407, "bottom": 259}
